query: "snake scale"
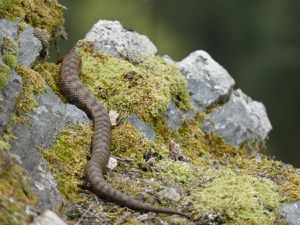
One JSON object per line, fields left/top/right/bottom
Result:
{"left": 59, "top": 51, "right": 186, "bottom": 217}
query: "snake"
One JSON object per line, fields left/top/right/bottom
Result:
{"left": 59, "top": 51, "right": 186, "bottom": 217}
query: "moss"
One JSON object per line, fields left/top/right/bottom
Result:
{"left": 0, "top": 0, "right": 64, "bottom": 36}
{"left": 156, "top": 159, "right": 195, "bottom": 185}
{"left": 227, "top": 155, "right": 300, "bottom": 202}
{"left": 140, "top": 57, "right": 191, "bottom": 111}
{"left": 191, "top": 169, "right": 282, "bottom": 224}
{"left": 3, "top": 54, "right": 17, "bottom": 70}
{"left": 15, "top": 65, "right": 46, "bottom": 114}
{"left": 0, "top": 152, "right": 38, "bottom": 225}
{"left": 19, "top": 21, "right": 28, "bottom": 31}
{"left": 0, "top": 0, "right": 10, "bottom": 14}
{"left": 76, "top": 44, "right": 191, "bottom": 122}
{"left": 34, "top": 62, "right": 67, "bottom": 102}
{"left": 0, "top": 63, "right": 11, "bottom": 90}
{"left": 0, "top": 115, "right": 16, "bottom": 152}
{"left": 41, "top": 124, "right": 92, "bottom": 202}
{"left": 111, "top": 123, "right": 167, "bottom": 167}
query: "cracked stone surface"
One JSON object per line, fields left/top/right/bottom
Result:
{"left": 17, "top": 26, "right": 42, "bottom": 67}
{"left": 202, "top": 89, "right": 272, "bottom": 147}
{"left": 11, "top": 88, "right": 89, "bottom": 210}
{"left": 85, "top": 20, "right": 157, "bottom": 63}
{"left": 178, "top": 50, "right": 235, "bottom": 112}
{"left": 281, "top": 201, "right": 300, "bottom": 225}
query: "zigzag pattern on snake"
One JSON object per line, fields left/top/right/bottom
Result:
{"left": 59, "top": 51, "right": 186, "bottom": 216}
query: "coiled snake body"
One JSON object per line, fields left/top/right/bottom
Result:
{"left": 59, "top": 51, "right": 185, "bottom": 216}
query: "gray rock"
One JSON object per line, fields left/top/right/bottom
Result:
{"left": 281, "top": 201, "right": 300, "bottom": 225}
{"left": 0, "top": 71, "right": 22, "bottom": 136}
{"left": 177, "top": 50, "right": 235, "bottom": 111}
{"left": 128, "top": 114, "right": 156, "bottom": 140}
{"left": 0, "top": 19, "right": 19, "bottom": 44}
{"left": 30, "top": 210, "right": 67, "bottom": 225}
{"left": 11, "top": 87, "right": 89, "bottom": 210}
{"left": 202, "top": 89, "right": 272, "bottom": 146}
{"left": 164, "top": 102, "right": 183, "bottom": 130}
{"left": 85, "top": 20, "right": 157, "bottom": 63}
{"left": 93, "top": 42, "right": 123, "bottom": 60}
{"left": 17, "top": 26, "right": 42, "bottom": 67}
{"left": 158, "top": 187, "right": 181, "bottom": 202}
{"left": 163, "top": 102, "right": 195, "bottom": 131}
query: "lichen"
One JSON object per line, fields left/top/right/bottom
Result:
{"left": 0, "top": 0, "right": 64, "bottom": 36}
{"left": 15, "top": 65, "right": 45, "bottom": 114}
{"left": 0, "top": 152, "right": 37, "bottom": 225}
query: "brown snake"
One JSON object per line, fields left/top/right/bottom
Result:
{"left": 59, "top": 51, "right": 186, "bottom": 217}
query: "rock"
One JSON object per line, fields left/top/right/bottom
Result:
{"left": 107, "top": 157, "right": 118, "bottom": 170}
{"left": 30, "top": 210, "right": 67, "bottom": 225}
{"left": 109, "top": 110, "right": 119, "bottom": 127}
{"left": 158, "top": 188, "right": 181, "bottom": 202}
{"left": 0, "top": 19, "right": 19, "bottom": 44}
{"left": 128, "top": 114, "right": 156, "bottom": 140}
{"left": 163, "top": 102, "right": 183, "bottom": 131}
{"left": 177, "top": 50, "right": 235, "bottom": 111}
{"left": 202, "top": 89, "right": 272, "bottom": 147}
{"left": 93, "top": 42, "right": 123, "bottom": 60}
{"left": 163, "top": 102, "right": 195, "bottom": 131}
{"left": 0, "top": 71, "right": 22, "bottom": 135}
{"left": 11, "top": 87, "right": 89, "bottom": 210}
{"left": 17, "top": 26, "right": 43, "bottom": 67}
{"left": 281, "top": 201, "right": 300, "bottom": 225}
{"left": 85, "top": 20, "right": 157, "bottom": 63}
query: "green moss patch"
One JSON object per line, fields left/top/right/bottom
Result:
{"left": 0, "top": 63, "right": 11, "bottom": 90}
{"left": 0, "top": 0, "right": 64, "bottom": 35}
{"left": 34, "top": 62, "right": 67, "bottom": 102}
{"left": 191, "top": 169, "right": 282, "bottom": 224}
{"left": 15, "top": 65, "right": 46, "bottom": 114}
{"left": 77, "top": 44, "right": 190, "bottom": 122}
{"left": 0, "top": 152, "right": 37, "bottom": 225}
{"left": 41, "top": 124, "right": 92, "bottom": 203}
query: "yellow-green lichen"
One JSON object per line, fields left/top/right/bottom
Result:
{"left": 77, "top": 44, "right": 191, "bottom": 122}
{"left": 0, "top": 152, "right": 37, "bottom": 225}
{"left": 15, "top": 65, "right": 46, "bottom": 114}
{"left": 191, "top": 169, "right": 282, "bottom": 224}
{"left": 0, "top": 0, "right": 64, "bottom": 35}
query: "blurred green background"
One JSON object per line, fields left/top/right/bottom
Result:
{"left": 58, "top": 0, "right": 300, "bottom": 167}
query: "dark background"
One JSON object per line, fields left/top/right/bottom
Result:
{"left": 58, "top": 0, "right": 300, "bottom": 167}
